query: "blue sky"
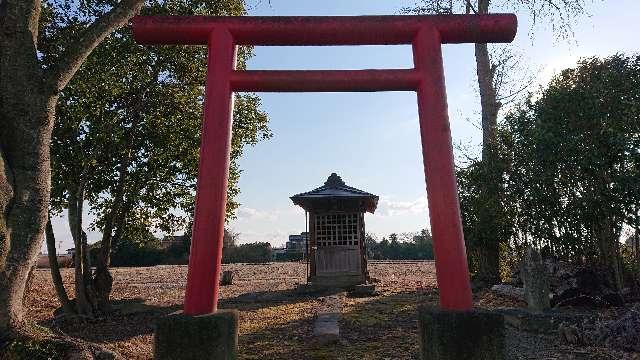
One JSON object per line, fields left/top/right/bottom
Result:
{"left": 227, "top": 0, "right": 640, "bottom": 246}
{"left": 49, "top": 0, "right": 640, "bottom": 251}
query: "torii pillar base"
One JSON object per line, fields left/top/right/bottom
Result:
{"left": 418, "top": 306, "right": 505, "bottom": 360}
{"left": 154, "top": 310, "right": 238, "bottom": 360}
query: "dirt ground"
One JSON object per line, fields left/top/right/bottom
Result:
{"left": 22, "top": 261, "right": 639, "bottom": 360}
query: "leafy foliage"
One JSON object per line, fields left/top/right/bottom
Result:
{"left": 504, "top": 55, "right": 639, "bottom": 254}
{"left": 405, "top": 0, "right": 592, "bottom": 286}
{"left": 107, "top": 228, "right": 166, "bottom": 267}
{"left": 104, "top": 229, "right": 272, "bottom": 266}
{"left": 457, "top": 136, "right": 515, "bottom": 278}
{"left": 47, "top": 0, "right": 271, "bottom": 244}
{"left": 38, "top": 0, "right": 270, "bottom": 316}
{"left": 458, "top": 54, "right": 640, "bottom": 288}
{"left": 222, "top": 242, "right": 272, "bottom": 263}
{"left": 366, "top": 230, "right": 434, "bottom": 260}
{"left": 3, "top": 339, "right": 64, "bottom": 360}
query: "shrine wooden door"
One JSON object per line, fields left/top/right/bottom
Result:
{"left": 314, "top": 213, "right": 361, "bottom": 275}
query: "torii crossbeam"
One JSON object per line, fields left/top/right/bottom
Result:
{"left": 133, "top": 14, "right": 517, "bottom": 315}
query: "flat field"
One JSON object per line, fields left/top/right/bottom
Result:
{"left": 24, "top": 262, "right": 637, "bottom": 359}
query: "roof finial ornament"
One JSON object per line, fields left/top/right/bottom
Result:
{"left": 324, "top": 172, "right": 346, "bottom": 188}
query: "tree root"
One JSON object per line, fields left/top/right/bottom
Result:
{"left": 2, "top": 325, "right": 124, "bottom": 360}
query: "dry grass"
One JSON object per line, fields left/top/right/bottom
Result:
{"left": 22, "top": 262, "right": 638, "bottom": 360}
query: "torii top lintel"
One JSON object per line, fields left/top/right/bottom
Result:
{"left": 133, "top": 15, "right": 516, "bottom": 93}
{"left": 133, "top": 14, "right": 517, "bottom": 46}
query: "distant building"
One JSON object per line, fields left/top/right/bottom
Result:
{"left": 161, "top": 235, "right": 188, "bottom": 249}
{"left": 286, "top": 232, "right": 309, "bottom": 255}
{"left": 272, "top": 247, "right": 287, "bottom": 260}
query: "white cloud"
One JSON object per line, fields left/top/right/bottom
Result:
{"left": 229, "top": 228, "right": 291, "bottom": 247}
{"left": 534, "top": 54, "right": 583, "bottom": 90}
{"left": 235, "top": 206, "right": 279, "bottom": 221}
{"left": 374, "top": 195, "right": 428, "bottom": 217}
{"left": 229, "top": 205, "right": 306, "bottom": 247}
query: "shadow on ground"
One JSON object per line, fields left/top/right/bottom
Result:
{"left": 39, "top": 298, "right": 182, "bottom": 343}
{"left": 37, "top": 287, "right": 339, "bottom": 345}
{"left": 236, "top": 291, "right": 433, "bottom": 360}
{"left": 220, "top": 286, "right": 345, "bottom": 311}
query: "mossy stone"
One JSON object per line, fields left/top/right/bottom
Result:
{"left": 154, "top": 310, "right": 238, "bottom": 360}
{"left": 418, "top": 306, "right": 504, "bottom": 360}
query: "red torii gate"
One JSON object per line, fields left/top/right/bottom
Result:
{"left": 133, "top": 14, "right": 517, "bottom": 315}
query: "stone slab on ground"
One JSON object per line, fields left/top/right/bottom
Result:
{"left": 496, "top": 308, "right": 590, "bottom": 334}
{"left": 154, "top": 310, "right": 238, "bottom": 360}
{"left": 313, "top": 312, "right": 340, "bottom": 344}
{"left": 313, "top": 293, "right": 344, "bottom": 345}
{"left": 418, "top": 306, "right": 505, "bottom": 360}
{"left": 491, "top": 284, "right": 525, "bottom": 301}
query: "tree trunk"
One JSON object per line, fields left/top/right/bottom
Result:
{"left": 471, "top": 0, "right": 503, "bottom": 286}
{"left": 68, "top": 189, "right": 94, "bottom": 317}
{"left": 23, "top": 263, "right": 37, "bottom": 307}
{"left": 475, "top": 42, "right": 500, "bottom": 159}
{"left": 92, "top": 82, "right": 151, "bottom": 309}
{"left": 45, "top": 218, "right": 75, "bottom": 315}
{"left": 634, "top": 228, "right": 639, "bottom": 263}
{"left": 474, "top": 0, "right": 500, "bottom": 159}
{"left": 0, "top": 100, "right": 54, "bottom": 337}
{"left": 0, "top": 0, "right": 54, "bottom": 337}
{"left": 596, "top": 217, "right": 623, "bottom": 293}
{"left": 0, "top": 0, "right": 144, "bottom": 337}
{"left": 81, "top": 231, "right": 97, "bottom": 310}
{"left": 93, "top": 150, "right": 131, "bottom": 311}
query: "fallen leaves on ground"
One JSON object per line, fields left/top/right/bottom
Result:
{"left": 22, "top": 262, "right": 639, "bottom": 359}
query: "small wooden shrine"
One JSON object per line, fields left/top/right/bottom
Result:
{"left": 291, "top": 173, "right": 378, "bottom": 287}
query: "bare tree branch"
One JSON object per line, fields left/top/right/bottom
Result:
{"left": 512, "top": 0, "right": 590, "bottom": 40}
{"left": 490, "top": 45, "right": 537, "bottom": 108}
{"left": 400, "top": 0, "right": 456, "bottom": 14}
{"left": 45, "top": 0, "right": 145, "bottom": 94}
{"left": 465, "top": 0, "right": 478, "bottom": 14}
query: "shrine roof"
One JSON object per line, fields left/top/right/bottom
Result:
{"left": 290, "top": 173, "right": 378, "bottom": 213}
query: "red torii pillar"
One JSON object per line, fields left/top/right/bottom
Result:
{"left": 133, "top": 15, "right": 517, "bottom": 315}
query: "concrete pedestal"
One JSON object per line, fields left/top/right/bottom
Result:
{"left": 418, "top": 306, "right": 504, "bottom": 360}
{"left": 154, "top": 310, "right": 238, "bottom": 360}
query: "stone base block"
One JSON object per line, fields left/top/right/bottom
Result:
{"left": 349, "top": 284, "right": 377, "bottom": 297}
{"left": 154, "top": 310, "right": 238, "bottom": 360}
{"left": 310, "top": 274, "right": 365, "bottom": 288}
{"left": 418, "top": 306, "right": 504, "bottom": 360}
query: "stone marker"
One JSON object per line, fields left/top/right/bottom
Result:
{"left": 221, "top": 270, "right": 234, "bottom": 286}
{"left": 155, "top": 310, "right": 238, "bottom": 360}
{"left": 521, "top": 246, "right": 551, "bottom": 312}
{"left": 418, "top": 306, "right": 505, "bottom": 360}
